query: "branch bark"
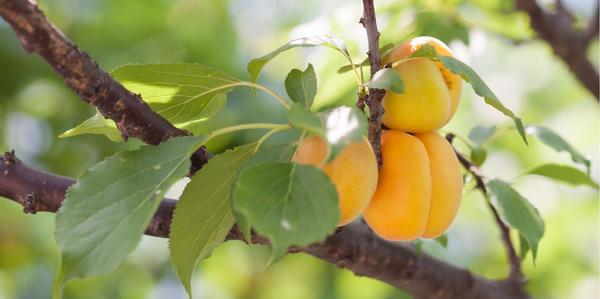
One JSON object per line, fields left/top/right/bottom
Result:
{"left": 360, "top": 0, "right": 386, "bottom": 166}
{"left": 0, "top": 0, "right": 211, "bottom": 170}
{"left": 515, "top": 0, "right": 599, "bottom": 101}
{"left": 0, "top": 0, "right": 534, "bottom": 298}
{"left": 0, "top": 152, "right": 531, "bottom": 299}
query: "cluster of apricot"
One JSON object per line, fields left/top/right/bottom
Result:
{"left": 294, "top": 37, "right": 463, "bottom": 241}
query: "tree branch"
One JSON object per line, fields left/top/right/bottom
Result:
{"left": 360, "top": 0, "right": 386, "bottom": 166}
{"left": 0, "top": 0, "right": 212, "bottom": 170}
{"left": 0, "top": 0, "right": 533, "bottom": 297}
{"left": 446, "top": 134, "right": 524, "bottom": 287}
{"left": 515, "top": 0, "right": 599, "bottom": 101}
{"left": 584, "top": 5, "right": 599, "bottom": 44}
{"left": 0, "top": 152, "right": 531, "bottom": 299}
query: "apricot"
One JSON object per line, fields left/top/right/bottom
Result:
{"left": 293, "top": 136, "right": 378, "bottom": 226}
{"left": 381, "top": 36, "right": 463, "bottom": 132}
{"left": 364, "top": 130, "right": 462, "bottom": 241}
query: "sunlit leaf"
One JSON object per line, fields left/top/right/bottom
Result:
{"left": 337, "top": 43, "right": 395, "bottom": 74}
{"left": 62, "top": 64, "right": 237, "bottom": 140}
{"left": 288, "top": 105, "right": 367, "bottom": 161}
{"left": 364, "top": 68, "right": 404, "bottom": 94}
{"left": 248, "top": 36, "right": 351, "bottom": 83}
{"left": 319, "top": 106, "right": 368, "bottom": 161}
{"left": 59, "top": 113, "right": 122, "bottom": 142}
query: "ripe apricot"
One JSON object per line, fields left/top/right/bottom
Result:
{"left": 293, "top": 136, "right": 378, "bottom": 226}
{"left": 382, "top": 36, "right": 463, "bottom": 132}
{"left": 364, "top": 130, "right": 462, "bottom": 241}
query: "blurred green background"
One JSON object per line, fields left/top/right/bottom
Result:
{"left": 0, "top": 0, "right": 598, "bottom": 298}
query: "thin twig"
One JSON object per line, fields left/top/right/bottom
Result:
{"left": 360, "top": 0, "right": 386, "bottom": 166}
{"left": 446, "top": 133, "right": 524, "bottom": 286}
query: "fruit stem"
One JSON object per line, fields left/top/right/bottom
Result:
{"left": 201, "top": 81, "right": 291, "bottom": 109}
{"left": 205, "top": 123, "right": 291, "bottom": 144}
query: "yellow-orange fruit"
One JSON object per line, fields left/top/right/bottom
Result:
{"left": 416, "top": 132, "right": 463, "bottom": 238}
{"left": 293, "top": 136, "right": 378, "bottom": 226}
{"left": 382, "top": 36, "right": 463, "bottom": 132}
{"left": 364, "top": 130, "right": 463, "bottom": 241}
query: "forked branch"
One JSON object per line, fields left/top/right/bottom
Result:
{"left": 0, "top": 152, "right": 531, "bottom": 299}
{"left": 0, "top": 0, "right": 533, "bottom": 298}
{"left": 446, "top": 133, "right": 524, "bottom": 287}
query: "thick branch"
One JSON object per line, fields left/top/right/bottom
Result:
{"left": 0, "top": 152, "right": 531, "bottom": 299}
{"left": 515, "top": 0, "right": 599, "bottom": 101}
{"left": 360, "top": 0, "right": 386, "bottom": 166}
{"left": 446, "top": 134, "right": 524, "bottom": 286}
{"left": 584, "top": 8, "right": 599, "bottom": 43}
{"left": 0, "top": 0, "right": 211, "bottom": 170}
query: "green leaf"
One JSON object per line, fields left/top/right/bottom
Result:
{"left": 439, "top": 56, "right": 527, "bottom": 144}
{"left": 285, "top": 64, "right": 317, "bottom": 108}
{"left": 336, "top": 43, "right": 395, "bottom": 74}
{"left": 287, "top": 103, "right": 324, "bottom": 136}
{"left": 287, "top": 105, "right": 367, "bottom": 161}
{"left": 62, "top": 64, "right": 238, "bottom": 141}
{"left": 245, "top": 143, "right": 297, "bottom": 166}
{"left": 411, "top": 45, "right": 527, "bottom": 145}
{"left": 409, "top": 44, "right": 439, "bottom": 59}
{"left": 231, "top": 162, "right": 339, "bottom": 261}
{"left": 413, "top": 240, "right": 424, "bottom": 256}
{"left": 470, "top": 145, "right": 488, "bottom": 167}
{"left": 413, "top": 235, "right": 448, "bottom": 256}
{"left": 319, "top": 106, "right": 368, "bottom": 161}
{"left": 59, "top": 113, "right": 122, "bottom": 142}
{"left": 169, "top": 143, "right": 258, "bottom": 297}
{"left": 519, "top": 233, "right": 530, "bottom": 260}
{"left": 468, "top": 125, "right": 497, "bottom": 145}
{"left": 288, "top": 104, "right": 368, "bottom": 161}
{"left": 433, "top": 234, "right": 448, "bottom": 248}
{"left": 248, "top": 36, "right": 350, "bottom": 83}
{"left": 526, "top": 125, "right": 591, "bottom": 171}
{"left": 526, "top": 164, "right": 599, "bottom": 189}
{"left": 364, "top": 68, "right": 404, "bottom": 94}
{"left": 234, "top": 143, "right": 298, "bottom": 241}
{"left": 54, "top": 136, "right": 204, "bottom": 294}
{"left": 488, "top": 179, "right": 544, "bottom": 261}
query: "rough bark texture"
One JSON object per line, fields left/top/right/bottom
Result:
{"left": 0, "top": 0, "right": 553, "bottom": 298}
{"left": 0, "top": 153, "right": 531, "bottom": 299}
{"left": 515, "top": 0, "right": 599, "bottom": 101}
{"left": 0, "top": 0, "right": 212, "bottom": 169}
{"left": 360, "top": 0, "right": 387, "bottom": 166}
